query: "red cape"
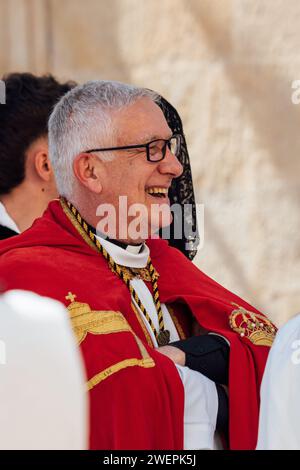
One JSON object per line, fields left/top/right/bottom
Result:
{"left": 0, "top": 200, "right": 275, "bottom": 449}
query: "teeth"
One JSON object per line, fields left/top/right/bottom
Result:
{"left": 146, "top": 187, "right": 168, "bottom": 195}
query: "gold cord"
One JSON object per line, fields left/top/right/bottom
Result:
{"left": 63, "top": 198, "right": 170, "bottom": 346}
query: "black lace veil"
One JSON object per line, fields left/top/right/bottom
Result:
{"left": 157, "top": 95, "right": 199, "bottom": 260}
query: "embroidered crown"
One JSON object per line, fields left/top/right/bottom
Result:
{"left": 229, "top": 303, "right": 277, "bottom": 346}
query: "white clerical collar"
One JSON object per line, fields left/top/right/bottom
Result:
{"left": 95, "top": 234, "right": 149, "bottom": 268}
{"left": 0, "top": 201, "right": 20, "bottom": 234}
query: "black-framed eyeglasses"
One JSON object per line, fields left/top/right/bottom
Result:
{"left": 83, "top": 133, "right": 182, "bottom": 162}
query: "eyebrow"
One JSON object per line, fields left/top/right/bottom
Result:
{"left": 135, "top": 133, "right": 173, "bottom": 145}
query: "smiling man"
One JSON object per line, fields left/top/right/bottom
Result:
{"left": 68, "top": 91, "right": 182, "bottom": 244}
{"left": 0, "top": 81, "right": 275, "bottom": 450}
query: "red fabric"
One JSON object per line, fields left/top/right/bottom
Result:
{"left": 0, "top": 200, "right": 272, "bottom": 449}
{"left": 147, "top": 238, "right": 270, "bottom": 450}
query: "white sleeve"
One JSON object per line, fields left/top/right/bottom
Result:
{"left": 176, "top": 364, "right": 218, "bottom": 450}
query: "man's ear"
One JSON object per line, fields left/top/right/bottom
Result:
{"left": 73, "top": 153, "right": 103, "bottom": 194}
{"left": 33, "top": 141, "right": 54, "bottom": 183}
{"left": 35, "top": 153, "right": 53, "bottom": 182}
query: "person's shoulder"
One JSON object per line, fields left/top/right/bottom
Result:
{"left": 0, "top": 216, "right": 69, "bottom": 280}
{"left": 273, "top": 312, "right": 300, "bottom": 349}
{"left": 0, "top": 243, "right": 69, "bottom": 294}
{"left": 0, "top": 201, "right": 77, "bottom": 262}
{"left": 0, "top": 244, "right": 57, "bottom": 282}
{"left": 0, "top": 243, "right": 55, "bottom": 262}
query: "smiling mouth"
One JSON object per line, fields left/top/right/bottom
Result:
{"left": 145, "top": 187, "right": 169, "bottom": 199}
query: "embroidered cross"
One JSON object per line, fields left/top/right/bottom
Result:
{"left": 65, "top": 292, "right": 77, "bottom": 303}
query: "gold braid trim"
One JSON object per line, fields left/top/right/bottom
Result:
{"left": 60, "top": 198, "right": 98, "bottom": 253}
{"left": 61, "top": 197, "right": 167, "bottom": 345}
{"left": 87, "top": 357, "right": 155, "bottom": 391}
{"left": 167, "top": 305, "right": 186, "bottom": 340}
{"left": 134, "top": 334, "right": 152, "bottom": 359}
{"left": 147, "top": 260, "right": 165, "bottom": 331}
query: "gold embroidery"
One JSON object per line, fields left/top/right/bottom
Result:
{"left": 66, "top": 292, "right": 154, "bottom": 349}
{"left": 65, "top": 292, "right": 77, "bottom": 302}
{"left": 129, "top": 267, "right": 159, "bottom": 282}
{"left": 87, "top": 357, "right": 155, "bottom": 391}
{"left": 65, "top": 293, "right": 156, "bottom": 387}
{"left": 229, "top": 302, "right": 277, "bottom": 346}
{"left": 69, "top": 304, "right": 132, "bottom": 345}
{"left": 110, "top": 265, "right": 159, "bottom": 282}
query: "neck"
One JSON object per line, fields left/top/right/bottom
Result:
{"left": 1, "top": 183, "right": 54, "bottom": 232}
{"left": 68, "top": 196, "right": 147, "bottom": 247}
{"left": 82, "top": 219, "right": 144, "bottom": 249}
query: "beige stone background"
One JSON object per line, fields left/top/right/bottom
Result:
{"left": 1, "top": 0, "right": 300, "bottom": 325}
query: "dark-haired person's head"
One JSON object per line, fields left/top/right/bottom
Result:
{"left": 0, "top": 73, "right": 76, "bottom": 238}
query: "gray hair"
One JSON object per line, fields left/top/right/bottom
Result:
{"left": 48, "top": 80, "right": 160, "bottom": 197}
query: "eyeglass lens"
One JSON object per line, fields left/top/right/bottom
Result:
{"left": 149, "top": 136, "right": 180, "bottom": 161}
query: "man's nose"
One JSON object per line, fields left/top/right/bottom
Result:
{"left": 158, "top": 147, "right": 184, "bottom": 178}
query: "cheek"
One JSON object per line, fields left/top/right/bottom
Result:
{"left": 106, "top": 161, "right": 154, "bottom": 201}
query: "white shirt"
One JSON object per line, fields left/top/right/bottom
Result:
{"left": 96, "top": 235, "right": 218, "bottom": 450}
{"left": 0, "top": 201, "right": 20, "bottom": 234}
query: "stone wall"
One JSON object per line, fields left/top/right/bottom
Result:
{"left": 1, "top": 0, "right": 300, "bottom": 325}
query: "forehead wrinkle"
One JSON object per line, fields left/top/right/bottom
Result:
{"left": 139, "top": 132, "right": 173, "bottom": 143}
{"left": 114, "top": 100, "right": 172, "bottom": 145}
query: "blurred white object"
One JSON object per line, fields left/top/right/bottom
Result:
{"left": 0, "top": 290, "right": 87, "bottom": 449}
{"left": 257, "top": 313, "right": 300, "bottom": 450}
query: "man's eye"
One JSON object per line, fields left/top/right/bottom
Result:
{"left": 149, "top": 145, "right": 159, "bottom": 155}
